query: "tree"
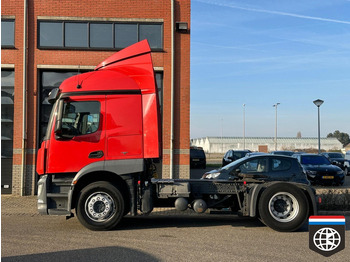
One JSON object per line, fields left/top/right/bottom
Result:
{"left": 327, "top": 130, "right": 350, "bottom": 147}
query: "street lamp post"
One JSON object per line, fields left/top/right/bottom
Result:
{"left": 243, "top": 104, "right": 245, "bottom": 150}
{"left": 273, "top": 103, "right": 280, "bottom": 151}
{"left": 221, "top": 117, "right": 223, "bottom": 153}
{"left": 313, "top": 99, "right": 324, "bottom": 154}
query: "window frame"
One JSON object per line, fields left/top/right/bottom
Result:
{"left": 38, "top": 20, "right": 163, "bottom": 51}
{"left": 1, "top": 19, "right": 15, "bottom": 48}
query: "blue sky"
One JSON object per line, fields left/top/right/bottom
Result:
{"left": 190, "top": 0, "right": 350, "bottom": 139}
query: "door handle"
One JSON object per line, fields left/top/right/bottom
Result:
{"left": 89, "top": 151, "right": 104, "bottom": 159}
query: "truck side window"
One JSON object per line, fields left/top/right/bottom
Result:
{"left": 61, "top": 101, "right": 100, "bottom": 136}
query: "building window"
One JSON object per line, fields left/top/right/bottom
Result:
{"left": 115, "top": 24, "right": 138, "bottom": 49}
{"left": 65, "top": 22, "right": 88, "bottom": 48}
{"left": 1, "top": 70, "right": 15, "bottom": 194}
{"left": 90, "top": 23, "right": 113, "bottom": 48}
{"left": 38, "top": 21, "right": 163, "bottom": 50}
{"left": 155, "top": 72, "right": 163, "bottom": 112}
{"left": 139, "top": 24, "right": 162, "bottom": 50}
{"left": 1, "top": 20, "right": 15, "bottom": 48}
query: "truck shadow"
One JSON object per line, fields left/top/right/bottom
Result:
{"left": 2, "top": 246, "right": 160, "bottom": 262}
{"left": 118, "top": 214, "right": 309, "bottom": 232}
{"left": 119, "top": 215, "right": 350, "bottom": 233}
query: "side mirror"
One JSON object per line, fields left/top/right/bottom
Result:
{"left": 54, "top": 99, "right": 64, "bottom": 136}
{"left": 48, "top": 88, "right": 60, "bottom": 104}
{"left": 235, "top": 168, "right": 241, "bottom": 174}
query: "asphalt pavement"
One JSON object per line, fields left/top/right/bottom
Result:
{"left": 2, "top": 195, "right": 350, "bottom": 262}
{"left": 1, "top": 166, "right": 349, "bottom": 261}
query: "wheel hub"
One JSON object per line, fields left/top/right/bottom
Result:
{"left": 268, "top": 192, "right": 299, "bottom": 223}
{"left": 85, "top": 192, "right": 115, "bottom": 222}
{"left": 273, "top": 198, "right": 290, "bottom": 213}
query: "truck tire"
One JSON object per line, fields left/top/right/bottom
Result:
{"left": 76, "top": 181, "right": 124, "bottom": 231}
{"left": 258, "top": 183, "right": 309, "bottom": 232}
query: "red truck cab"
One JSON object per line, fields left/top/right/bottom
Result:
{"left": 37, "top": 40, "right": 161, "bottom": 230}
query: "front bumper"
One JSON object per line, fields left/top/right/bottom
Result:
{"left": 307, "top": 173, "right": 344, "bottom": 186}
{"left": 37, "top": 174, "right": 73, "bottom": 216}
{"left": 37, "top": 175, "right": 48, "bottom": 215}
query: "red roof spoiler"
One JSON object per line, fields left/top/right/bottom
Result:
{"left": 95, "top": 40, "right": 151, "bottom": 71}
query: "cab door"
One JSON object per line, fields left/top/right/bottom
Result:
{"left": 46, "top": 95, "right": 105, "bottom": 173}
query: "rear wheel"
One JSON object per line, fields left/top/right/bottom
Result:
{"left": 258, "top": 183, "right": 309, "bottom": 232}
{"left": 76, "top": 181, "right": 124, "bottom": 231}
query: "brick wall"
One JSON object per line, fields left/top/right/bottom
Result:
{"left": 1, "top": 0, "right": 190, "bottom": 195}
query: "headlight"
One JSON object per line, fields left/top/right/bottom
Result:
{"left": 306, "top": 170, "right": 317, "bottom": 178}
{"left": 205, "top": 172, "right": 221, "bottom": 179}
{"left": 307, "top": 170, "right": 317, "bottom": 175}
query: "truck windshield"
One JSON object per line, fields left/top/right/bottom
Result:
{"left": 43, "top": 99, "right": 59, "bottom": 141}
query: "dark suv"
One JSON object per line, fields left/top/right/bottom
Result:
{"left": 293, "top": 153, "right": 344, "bottom": 186}
{"left": 222, "top": 150, "right": 251, "bottom": 166}
{"left": 190, "top": 147, "right": 206, "bottom": 169}
{"left": 321, "top": 152, "right": 350, "bottom": 176}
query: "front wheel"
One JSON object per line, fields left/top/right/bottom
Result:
{"left": 344, "top": 166, "right": 349, "bottom": 176}
{"left": 76, "top": 181, "right": 125, "bottom": 231}
{"left": 258, "top": 183, "right": 309, "bottom": 232}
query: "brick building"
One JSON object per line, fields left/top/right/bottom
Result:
{"left": 1, "top": 0, "right": 191, "bottom": 195}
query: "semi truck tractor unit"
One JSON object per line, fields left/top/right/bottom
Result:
{"left": 37, "top": 40, "right": 317, "bottom": 232}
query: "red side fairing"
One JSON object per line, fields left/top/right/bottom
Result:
{"left": 142, "top": 93, "right": 161, "bottom": 158}
{"left": 105, "top": 94, "right": 143, "bottom": 160}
